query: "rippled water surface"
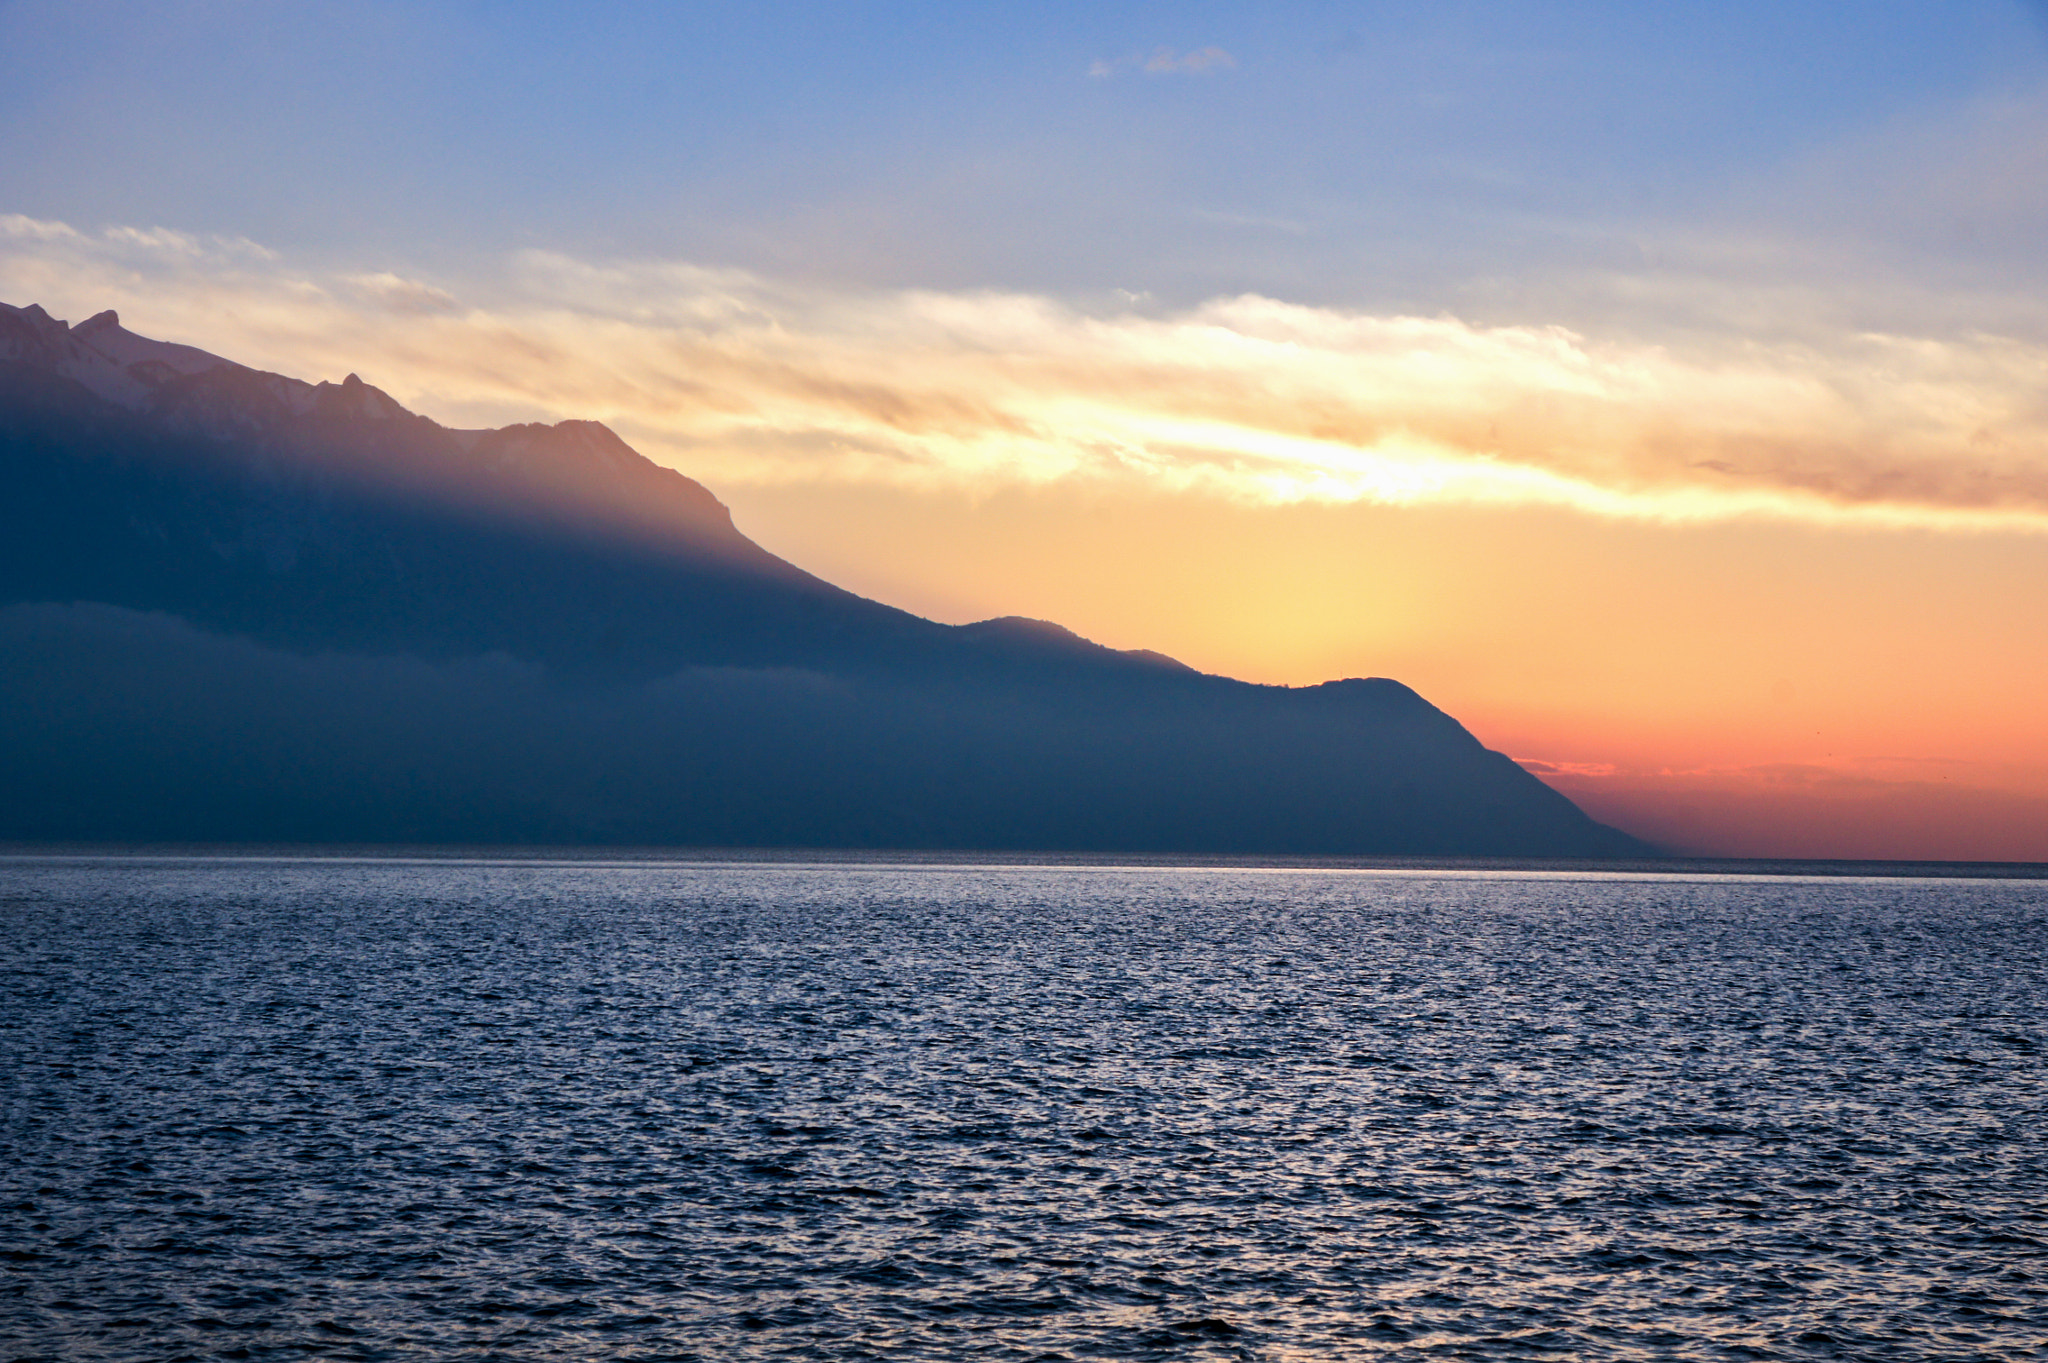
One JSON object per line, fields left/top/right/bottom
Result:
{"left": 4, "top": 858, "right": 2047, "bottom": 1361}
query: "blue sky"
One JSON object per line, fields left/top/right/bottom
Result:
{"left": 7, "top": 0, "right": 2047, "bottom": 309}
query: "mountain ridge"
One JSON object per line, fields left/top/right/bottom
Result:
{"left": 0, "top": 299, "right": 1656, "bottom": 856}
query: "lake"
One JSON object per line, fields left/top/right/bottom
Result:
{"left": 3, "top": 856, "right": 2045, "bottom": 1360}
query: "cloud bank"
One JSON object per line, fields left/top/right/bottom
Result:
{"left": 7, "top": 213, "right": 2048, "bottom": 532}
{"left": 1531, "top": 754, "right": 2048, "bottom": 863}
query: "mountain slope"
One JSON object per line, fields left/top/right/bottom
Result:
{"left": 0, "top": 300, "right": 1655, "bottom": 855}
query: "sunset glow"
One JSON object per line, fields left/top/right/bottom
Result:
{"left": 12, "top": 215, "right": 2048, "bottom": 533}
{"left": 9, "top": 0, "right": 2048, "bottom": 858}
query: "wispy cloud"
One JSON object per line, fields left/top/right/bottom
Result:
{"left": 7, "top": 213, "right": 2048, "bottom": 532}
{"left": 1515, "top": 759, "right": 1620, "bottom": 778}
{"left": 343, "top": 271, "right": 460, "bottom": 315}
{"left": 0, "top": 214, "right": 81, "bottom": 242}
{"left": 1089, "top": 46, "right": 1236, "bottom": 78}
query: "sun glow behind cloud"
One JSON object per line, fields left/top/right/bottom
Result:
{"left": 13, "top": 213, "right": 2048, "bottom": 857}
{"left": 6, "top": 212, "right": 2048, "bottom": 536}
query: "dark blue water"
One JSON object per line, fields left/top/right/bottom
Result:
{"left": 3, "top": 858, "right": 2045, "bottom": 1361}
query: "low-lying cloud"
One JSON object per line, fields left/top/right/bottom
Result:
{"left": 1526, "top": 753, "right": 2048, "bottom": 862}
{"left": 7, "top": 212, "right": 2048, "bottom": 532}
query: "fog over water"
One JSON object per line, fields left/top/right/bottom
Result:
{"left": 4, "top": 858, "right": 2045, "bottom": 1360}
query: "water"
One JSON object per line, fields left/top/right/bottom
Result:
{"left": 3, "top": 857, "right": 2045, "bottom": 1361}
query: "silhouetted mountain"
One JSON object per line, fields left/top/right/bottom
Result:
{"left": 0, "top": 300, "right": 1655, "bottom": 855}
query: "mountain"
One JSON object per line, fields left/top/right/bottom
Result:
{"left": 0, "top": 300, "right": 1655, "bottom": 855}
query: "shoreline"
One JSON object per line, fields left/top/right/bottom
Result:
{"left": 4, "top": 843, "right": 2047, "bottom": 880}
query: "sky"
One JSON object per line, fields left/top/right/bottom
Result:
{"left": 6, "top": 0, "right": 2048, "bottom": 858}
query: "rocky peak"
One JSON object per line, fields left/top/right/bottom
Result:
{"left": 313, "top": 371, "right": 408, "bottom": 421}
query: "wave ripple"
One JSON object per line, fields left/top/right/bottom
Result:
{"left": 4, "top": 860, "right": 2046, "bottom": 1360}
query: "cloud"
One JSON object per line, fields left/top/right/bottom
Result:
{"left": 7, "top": 215, "right": 2048, "bottom": 532}
{"left": 344, "top": 271, "right": 460, "bottom": 315}
{"left": 1515, "top": 759, "right": 1620, "bottom": 778}
{"left": 0, "top": 213, "right": 80, "bottom": 242}
{"left": 1148, "top": 45, "right": 1235, "bottom": 74}
{"left": 1526, "top": 754, "right": 2048, "bottom": 861}
{"left": 1090, "top": 46, "right": 1236, "bottom": 78}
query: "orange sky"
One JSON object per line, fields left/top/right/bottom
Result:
{"left": 7, "top": 219, "right": 2048, "bottom": 860}
{"left": 725, "top": 482, "right": 2048, "bottom": 860}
